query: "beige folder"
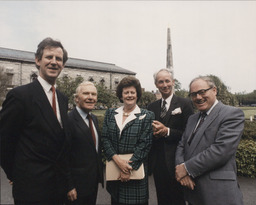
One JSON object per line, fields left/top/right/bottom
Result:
{"left": 106, "top": 153, "right": 145, "bottom": 181}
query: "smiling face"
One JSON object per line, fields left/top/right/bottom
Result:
{"left": 75, "top": 84, "right": 97, "bottom": 113}
{"left": 155, "top": 70, "right": 174, "bottom": 99}
{"left": 121, "top": 86, "right": 137, "bottom": 109}
{"left": 36, "top": 47, "right": 64, "bottom": 85}
{"left": 190, "top": 79, "right": 217, "bottom": 112}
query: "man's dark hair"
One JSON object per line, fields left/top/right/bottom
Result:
{"left": 35, "top": 37, "right": 68, "bottom": 69}
{"left": 116, "top": 76, "right": 142, "bottom": 103}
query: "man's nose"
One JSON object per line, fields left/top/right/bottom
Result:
{"left": 50, "top": 57, "right": 57, "bottom": 65}
{"left": 195, "top": 93, "right": 203, "bottom": 99}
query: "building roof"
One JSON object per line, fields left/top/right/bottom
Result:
{"left": 0, "top": 47, "right": 136, "bottom": 75}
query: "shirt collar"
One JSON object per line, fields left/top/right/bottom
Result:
{"left": 205, "top": 99, "right": 219, "bottom": 115}
{"left": 115, "top": 104, "right": 140, "bottom": 115}
{"left": 76, "top": 106, "right": 90, "bottom": 120}
{"left": 38, "top": 76, "right": 55, "bottom": 92}
{"left": 162, "top": 93, "right": 173, "bottom": 107}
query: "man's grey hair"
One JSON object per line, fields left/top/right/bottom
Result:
{"left": 74, "top": 81, "right": 96, "bottom": 97}
{"left": 189, "top": 76, "right": 216, "bottom": 92}
{"left": 153, "top": 68, "right": 174, "bottom": 84}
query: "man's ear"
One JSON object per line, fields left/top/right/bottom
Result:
{"left": 35, "top": 58, "right": 40, "bottom": 67}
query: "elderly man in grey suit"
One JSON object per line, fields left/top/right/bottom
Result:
{"left": 175, "top": 76, "right": 244, "bottom": 205}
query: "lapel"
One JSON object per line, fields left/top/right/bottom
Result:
{"left": 72, "top": 108, "right": 97, "bottom": 149}
{"left": 31, "top": 80, "right": 62, "bottom": 133}
{"left": 162, "top": 95, "right": 178, "bottom": 124}
{"left": 155, "top": 100, "right": 162, "bottom": 121}
{"left": 187, "top": 102, "right": 223, "bottom": 156}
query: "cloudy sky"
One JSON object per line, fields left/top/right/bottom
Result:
{"left": 1, "top": 1, "right": 256, "bottom": 93}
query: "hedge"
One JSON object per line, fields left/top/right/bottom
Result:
{"left": 242, "top": 121, "right": 256, "bottom": 141}
{"left": 236, "top": 139, "right": 256, "bottom": 178}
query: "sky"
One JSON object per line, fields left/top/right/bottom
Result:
{"left": 1, "top": 1, "right": 256, "bottom": 94}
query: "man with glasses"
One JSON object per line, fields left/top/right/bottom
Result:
{"left": 175, "top": 76, "right": 244, "bottom": 205}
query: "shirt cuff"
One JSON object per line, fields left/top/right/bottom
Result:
{"left": 183, "top": 162, "right": 193, "bottom": 178}
{"left": 165, "top": 128, "right": 170, "bottom": 137}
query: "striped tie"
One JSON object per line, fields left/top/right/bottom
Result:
{"left": 160, "top": 100, "right": 167, "bottom": 119}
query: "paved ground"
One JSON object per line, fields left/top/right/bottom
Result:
{"left": 1, "top": 168, "right": 256, "bottom": 205}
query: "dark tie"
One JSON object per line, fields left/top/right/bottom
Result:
{"left": 188, "top": 112, "right": 207, "bottom": 145}
{"left": 51, "top": 86, "right": 57, "bottom": 116}
{"left": 160, "top": 100, "right": 167, "bottom": 119}
{"left": 87, "top": 114, "right": 96, "bottom": 147}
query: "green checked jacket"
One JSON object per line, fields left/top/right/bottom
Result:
{"left": 102, "top": 106, "right": 154, "bottom": 204}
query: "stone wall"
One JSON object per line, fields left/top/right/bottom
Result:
{"left": 0, "top": 60, "right": 133, "bottom": 90}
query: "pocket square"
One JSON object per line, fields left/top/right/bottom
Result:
{"left": 171, "top": 107, "right": 182, "bottom": 115}
{"left": 139, "top": 114, "right": 146, "bottom": 120}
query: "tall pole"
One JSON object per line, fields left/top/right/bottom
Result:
{"left": 166, "top": 28, "right": 174, "bottom": 76}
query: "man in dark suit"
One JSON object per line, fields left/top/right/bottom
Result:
{"left": 66, "top": 82, "right": 103, "bottom": 205}
{"left": 0, "top": 37, "right": 72, "bottom": 205}
{"left": 175, "top": 76, "right": 244, "bottom": 205}
{"left": 147, "top": 68, "right": 194, "bottom": 205}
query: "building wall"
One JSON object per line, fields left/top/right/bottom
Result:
{"left": 0, "top": 60, "right": 133, "bottom": 90}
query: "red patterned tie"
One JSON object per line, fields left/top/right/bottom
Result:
{"left": 87, "top": 114, "right": 96, "bottom": 146}
{"left": 51, "top": 86, "right": 57, "bottom": 116}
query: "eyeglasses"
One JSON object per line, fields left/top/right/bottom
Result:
{"left": 188, "top": 87, "right": 213, "bottom": 98}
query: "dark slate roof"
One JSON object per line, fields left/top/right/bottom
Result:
{"left": 0, "top": 47, "right": 136, "bottom": 75}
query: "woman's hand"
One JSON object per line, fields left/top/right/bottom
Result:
{"left": 112, "top": 154, "right": 133, "bottom": 174}
{"left": 119, "top": 171, "right": 131, "bottom": 182}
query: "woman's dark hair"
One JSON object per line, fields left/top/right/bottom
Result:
{"left": 116, "top": 76, "right": 142, "bottom": 103}
{"left": 35, "top": 37, "right": 68, "bottom": 69}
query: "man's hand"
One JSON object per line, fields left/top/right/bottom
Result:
{"left": 67, "top": 188, "right": 77, "bottom": 201}
{"left": 175, "top": 163, "right": 188, "bottom": 181}
{"left": 179, "top": 175, "right": 195, "bottom": 190}
{"left": 152, "top": 120, "right": 168, "bottom": 138}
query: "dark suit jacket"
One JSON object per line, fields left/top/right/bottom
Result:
{"left": 68, "top": 108, "right": 103, "bottom": 198}
{"left": 0, "top": 79, "right": 71, "bottom": 202}
{"left": 175, "top": 102, "right": 244, "bottom": 205}
{"left": 147, "top": 95, "right": 194, "bottom": 176}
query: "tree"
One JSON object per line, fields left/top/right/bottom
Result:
{"left": 56, "top": 75, "right": 83, "bottom": 108}
{"left": 138, "top": 91, "right": 156, "bottom": 108}
{"left": 235, "top": 90, "right": 256, "bottom": 106}
{"left": 174, "top": 78, "right": 190, "bottom": 98}
{"left": 0, "top": 66, "right": 10, "bottom": 106}
{"left": 174, "top": 78, "right": 181, "bottom": 91}
{"left": 208, "top": 75, "right": 238, "bottom": 106}
{"left": 95, "top": 83, "right": 119, "bottom": 108}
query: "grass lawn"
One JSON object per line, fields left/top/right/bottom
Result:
{"left": 239, "top": 107, "right": 256, "bottom": 119}
{"left": 92, "top": 109, "right": 106, "bottom": 117}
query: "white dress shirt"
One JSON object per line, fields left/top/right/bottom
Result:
{"left": 76, "top": 106, "right": 99, "bottom": 152}
{"left": 37, "top": 76, "right": 62, "bottom": 126}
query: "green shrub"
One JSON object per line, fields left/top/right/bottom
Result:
{"left": 97, "top": 115, "right": 105, "bottom": 135}
{"left": 242, "top": 121, "right": 256, "bottom": 141}
{"left": 236, "top": 139, "right": 256, "bottom": 178}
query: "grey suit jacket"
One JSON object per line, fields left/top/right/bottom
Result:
{"left": 175, "top": 101, "right": 244, "bottom": 205}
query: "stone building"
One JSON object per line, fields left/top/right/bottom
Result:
{"left": 0, "top": 47, "right": 136, "bottom": 91}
